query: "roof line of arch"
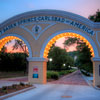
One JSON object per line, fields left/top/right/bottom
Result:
{"left": 0, "top": 9, "right": 100, "bottom": 29}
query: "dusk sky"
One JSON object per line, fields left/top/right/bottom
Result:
{"left": 0, "top": 0, "right": 100, "bottom": 23}
{"left": 0, "top": 0, "right": 100, "bottom": 52}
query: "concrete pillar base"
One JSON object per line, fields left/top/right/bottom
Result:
{"left": 27, "top": 57, "right": 47, "bottom": 84}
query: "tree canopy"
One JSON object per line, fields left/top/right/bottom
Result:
{"left": 64, "top": 37, "right": 93, "bottom": 73}
{"left": 47, "top": 46, "right": 74, "bottom": 71}
{"left": 88, "top": 9, "right": 100, "bottom": 22}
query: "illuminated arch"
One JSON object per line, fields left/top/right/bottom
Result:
{"left": 0, "top": 33, "right": 32, "bottom": 58}
{"left": 40, "top": 30, "right": 99, "bottom": 58}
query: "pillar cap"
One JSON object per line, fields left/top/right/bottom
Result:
{"left": 92, "top": 57, "right": 100, "bottom": 61}
{"left": 27, "top": 57, "right": 48, "bottom": 62}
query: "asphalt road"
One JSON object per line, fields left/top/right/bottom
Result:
{"left": 4, "top": 84, "right": 100, "bottom": 100}
{"left": 3, "top": 71, "right": 100, "bottom": 100}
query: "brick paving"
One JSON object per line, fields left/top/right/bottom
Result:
{"left": 0, "top": 70, "right": 88, "bottom": 87}
{"left": 49, "top": 70, "right": 89, "bottom": 86}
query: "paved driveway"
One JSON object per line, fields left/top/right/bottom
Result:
{"left": 2, "top": 70, "right": 100, "bottom": 100}
{"left": 49, "top": 70, "right": 89, "bottom": 85}
{"left": 4, "top": 84, "right": 100, "bottom": 100}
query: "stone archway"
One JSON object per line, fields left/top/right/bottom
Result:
{"left": 40, "top": 30, "right": 99, "bottom": 58}
{"left": 0, "top": 9, "right": 100, "bottom": 86}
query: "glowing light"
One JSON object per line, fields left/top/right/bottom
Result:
{"left": 43, "top": 32, "right": 94, "bottom": 58}
{"left": 0, "top": 36, "right": 25, "bottom": 52}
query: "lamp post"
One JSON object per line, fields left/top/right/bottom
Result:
{"left": 49, "top": 58, "right": 53, "bottom": 70}
{"left": 63, "top": 63, "right": 66, "bottom": 67}
{"left": 68, "top": 65, "right": 71, "bottom": 69}
{"left": 63, "top": 63, "right": 66, "bottom": 70}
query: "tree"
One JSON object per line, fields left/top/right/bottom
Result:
{"left": 12, "top": 40, "right": 29, "bottom": 73}
{"left": 0, "top": 46, "right": 7, "bottom": 53}
{"left": 0, "top": 40, "right": 29, "bottom": 73}
{"left": 0, "top": 52, "right": 28, "bottom": 72}
{"left": 64, "top": 37, "right": 93, "bottom": 73}
{"left": 47, "top": 46, "right": 74, "bottom": 71}
{"left": 76, "top": 44, "right": 93, "bottom": 72}
{"left": 88, "top": 9, "right": 100, "bottom": 22}
{"left": 12, "top": 40, "right": 28, "bottom": 54}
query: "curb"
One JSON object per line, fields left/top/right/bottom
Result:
{"left": 81, "top": 73, "right": 92, "bottom": 86}
{"left": 81, "top": 72, "right": 100, "bottom": 90}
{"left": 0, "top": 86, "right": 35, "bottom": 100}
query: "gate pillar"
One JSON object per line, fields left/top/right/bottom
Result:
{"left": 27, "top": 57, "right": 48, "bottom": 84}
{"left": 92, "top": 57, "right": 100, "bottom": 86}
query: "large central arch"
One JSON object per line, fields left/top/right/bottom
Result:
{"left": 40, "top": 30, "right": 99, "bottom": 58}
{"left": 0, "top": 9, "right": 100, "bottom": 86}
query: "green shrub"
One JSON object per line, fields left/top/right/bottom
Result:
{"left": 58, "top": 71, "right": 68, "bottom": 75}
{"left": 47, "top": 69, "right": 76, "bottom": 80}
{"left": 2, "top": 86, "right": 7, "bottom": 90}
{"left": 2, "top": 90, "right": 8, "bottom": 94}
{"left": 20, "top": 82, "right": 25, "bottom": 86}
{"left": 12, "top": 84, "right": 17, "bottom": 89}
{"left": 58, "top": 69, "right": 76, "bottom": 76}
{"left": 47, "top": 72, "right": 51, "bottom": 79}
{"left": 47, "top": 71, "right": 59, "bottom": 80}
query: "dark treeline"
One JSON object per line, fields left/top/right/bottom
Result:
{"left": 0, "top": 52, "right": 28, "bottom": 72}
{"left": 47, "top": 46, "right": 74, "bottom": 71}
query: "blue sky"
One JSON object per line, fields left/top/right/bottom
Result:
{"left": 0, "top": 0, "right": 100, "bottom": 23}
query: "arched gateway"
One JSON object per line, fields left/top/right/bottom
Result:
{"left": 0, "top": 10, "right": 100, "bottom": 86}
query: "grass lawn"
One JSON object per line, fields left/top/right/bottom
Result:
{"left": 0, "top": 71, "right": 27, "bottom": 79}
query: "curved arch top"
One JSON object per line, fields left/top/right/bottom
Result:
{"left": 0, "top": 33, "right": 32, "bottom": 58}
{"left": 0, "top": 9, "right": 100, "bottom": 29}
{"left": 40, "top": 29, "right": 99, "bottom": 58}
{"left": 0, "top": 9, "right": 100, "bottom": 58}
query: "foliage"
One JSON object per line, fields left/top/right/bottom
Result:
{"left": 64, "top": 37, "right": 93, "bottom": 73}
{"left": 0, "top": 83, "right": 32, "bottom": 96}
{"left": 88, "top": 9, "right": 100, "bottom": 22}
{"left": 0, "top": 52, "right": 28, "bottom": 72}
{"left": 2, "top": 86, "right": 7, "bottom": 90}
{"left": 47, "top": 71, "right": 59, "bottom": 80}
{"left": 76, "top": 45, "right": 93, "bottom": 73}
{"left": 47, "top": 46, "right": 74, "bottom": 71}
{"left": 20, "top": 82, "right": 25, "bottom": 86}
{"left": 58, "top": 69, "right": 76, "bottom": 76}
{"left": 1, "top": 46, "right": 7, "bottom": 53}
{"left": 64, "top": 37, "right": 80, "bottom": 46}
{"left": 12, "top": 84, "right": 17, "bottom": 89}
{"left": 0, "top": 72, "right": 27, "bottom": 79}
{"left": 12, "top": 40, "right": 28, "bottom": 54}
{"left": 68, "top": 51, "right": 78, "bottom": 58}
{"left": 47, "top": 69, "right": 76, "bottom": 80}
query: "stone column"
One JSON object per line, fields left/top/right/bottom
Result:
{"left": 27, "top": 57, "right": 48, "bottom": 84}
{"left": 92, "top": 57, "right": 100, "bottom": 86}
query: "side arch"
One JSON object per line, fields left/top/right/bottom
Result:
{"left": 40, "top": 29, "right": 99, "bottom": 58}
{"left": 0, "top": 33, "right": 32, "bottom": 58}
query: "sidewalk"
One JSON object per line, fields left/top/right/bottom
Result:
{"left": 0, "top": 77, "right": 28, "bottom": 88}
{"left": 81, "top": 73, "right": 100, "bottom": 89}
